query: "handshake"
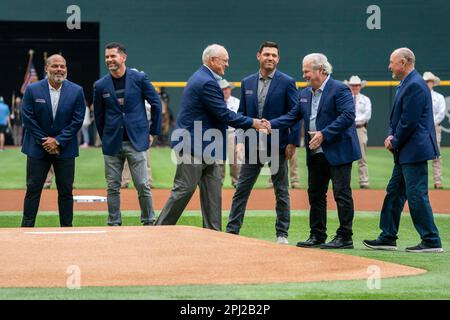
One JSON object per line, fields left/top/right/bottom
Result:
{"left": 252, "top": 118, "right": 272, "bottom": 134}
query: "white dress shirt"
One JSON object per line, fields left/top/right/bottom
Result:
{"left": 49, "top": 81, "right": 62, "bottom": 119}
{"left": 226, "top": 95, "right": 240, "bottom": 132}
{"left": 354, "top": 93, "right": 372, "bottom": 125}
{"left": 431, "top": 90, "right": 446, "bottom": 125}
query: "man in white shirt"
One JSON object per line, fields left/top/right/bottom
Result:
{"left": 345, "top": 76, "right": 372, "bottom": 189}
{"left": 423, "top": 72, "right": 446, "bottom": 189}
{"left": 218, "top": 79, "right": 241, "bottom": 187}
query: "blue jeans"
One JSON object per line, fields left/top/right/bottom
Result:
{"left": 379, "top": 162, "right": 441, "bottom": 247}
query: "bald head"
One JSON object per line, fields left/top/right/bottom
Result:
{"left": 389, "top": 47, "right": 415, "bottom": 80}
{"left": 46, "top": 54, "right": 66, "bottom": 66}
{"left": 202, "top": 44, "right": 229, "bottom": 77}
{"left": 392, "top": 48, "right": 415, "bottom": 66}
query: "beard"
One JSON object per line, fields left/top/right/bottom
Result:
{"left": 48, "top": 73, "right": 66, "bottom": 84}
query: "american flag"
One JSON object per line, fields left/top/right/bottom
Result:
{"left": 20, "top": 51, "right": 39, "bottom": 94}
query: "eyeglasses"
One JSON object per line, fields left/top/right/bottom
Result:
{"left": 212, "top": 57, "right": 229, "bottom": 64}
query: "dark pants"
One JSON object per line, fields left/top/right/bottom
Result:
{"left": 22, "top": 155, "right": 75, "bottom": 227}
{"left": 308, "top": 153, "right": 354, "bottom": 240}
{"left": 156, "top": 155, "right": 222, "bottom": 231}
{"left": 227, "top": 154, "right": 290, "bottom": 237}
{"left": 378, "top": 162, "right": 441, "bottom": 247}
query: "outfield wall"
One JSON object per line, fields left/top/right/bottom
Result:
{"left": 1, "top": 0, "right": 449, "bottom": 145}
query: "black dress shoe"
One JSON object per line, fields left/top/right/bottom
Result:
{"left": 320, "top": 235, "right": 353, "bottom": 249}
{"left": 296, "top": 236, "right": 325, "bottom": 248}
{"left": 363, "top": 238, "right": 397, "bottom": 251}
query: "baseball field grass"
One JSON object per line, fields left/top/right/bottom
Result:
{"left": 0, "top": 210, "right": 449, "bottom": 300}
{"left": 0, "top": 147, "right": 449, "bottom": 190}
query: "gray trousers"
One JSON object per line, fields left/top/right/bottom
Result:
{"left": 104, "top": 141, "right": 155, "bottom": 225}
{"left": 156, "top": 155, "right": 222, "bottom": 230}
{"left": 226, "top": 154, "right": 291, "bottom": 237}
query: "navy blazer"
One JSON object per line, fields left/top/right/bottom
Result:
{"left": 239, "top": 70, "right": 300, "bottom": 157}
{"left": 270, "top": 76, "right": 361, "bottom": 166}
{"left": 390, "top": 69, "right": 439, "bottom": 164}
{"left": 172, "top": 65, "right": 254, "bottom": 160}
{"left": 93, "top": 68, "right": 162, "bottom": 156}
{"left": 21, "top": 79, "right": 86, "bottom": 159}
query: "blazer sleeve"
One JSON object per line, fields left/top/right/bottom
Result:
{"left": 286, "top": 80, "right": 300, "bottom": 146}
{"left": 269, "top": 98, "right": 302, "bottom": 130}
{"left": 141, "top": 73, "right": 162, "bottom": 136}
{"left": 236, "top": 81, "right": 247, "bottom": 144}
{"left": 55, "top": 87, "right": 86, "bottom": 148}
{"left": 93, "top": 82, "right": 105, "bottom": 138}
{"left": 321, "top": 85, "right": 355, "bottom": 142}
{"left": 391, "top": 83, "right": 425, "bottom": 150}
{"left": 201, "top": 80, "right": 253, "bottom": 130}
{"left": 21, "top": 87, "right": 48, "bottom": 145}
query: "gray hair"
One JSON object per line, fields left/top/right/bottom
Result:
{"left": 202, "top": 44, "right": 225, "bottom": 64}
{"left": 393, "top": 47, "right": 416, "bottom": 66}
{"left": 303, "top": 53, "right": 333, "bottom": 75}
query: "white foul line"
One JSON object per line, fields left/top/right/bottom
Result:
{"left": 24, "top": 231, "right": 107, "bottom": 235}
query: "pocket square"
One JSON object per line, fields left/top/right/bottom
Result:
{"left": 35, "top": 98, "right": 46, "bottom": 103}
{"left": 300, "top": 98, "right": 308, "bottom": 103}
{"left": 102, "top": 93, "right": 111, "bottom": 98}
{"left": 245, "top": 90, "right": 253, "bottom": 95}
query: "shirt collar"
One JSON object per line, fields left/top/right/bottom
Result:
{"left": 48, "top": 80, "right": 63, "bottom": 92}
{"left": 203, "top": 64, "right": 222, "bottom": 82}
{"left": 399, "top": 68, "right": 415, "bottom": 87}
{"left": 310, "top": 75, "right": 330, "bottom": 95}
{"left": 259, "top": 69, "right": 276, "bottom": 80}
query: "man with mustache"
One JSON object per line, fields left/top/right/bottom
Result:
{"left": 94, "top": 42, "right": 162, "bottom": 226}
{"left": 270, "top": 53, "right": 361, "bottom": 249}
{"left": 21, "top": 54, "right": 86, "bottom": 227}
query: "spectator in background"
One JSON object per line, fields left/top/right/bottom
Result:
{"left": 10, "top": 96, "right": 23, "bottom": 146}
{"left": 0, "top": 96, "right": 11, "bottom": 151}
{"left": 345, "top": 75, "right": 372, "bottom": 189}
{"left": 218, "top": 79, "right": 241, "bottom": 188}
{"left": 423, "top": 72, "right": 446, "bottom": 189}
{"left": 156, "top": 87, "right": 174, "bottom": 147}
{"left": 80, "top": 102, "right": 92, "bottom": 148}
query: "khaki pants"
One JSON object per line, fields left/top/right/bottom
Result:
{"left": 122, "top": 150, "right": 153, "bottom": 188}
{"left": 432, "top": 125, "right": 442, "bottom": 185}
{"left": 357, "top": 126, "right": 369, "bottom": 186}
{"left": 219, "top": 131, "right": 241, "bottom": 187}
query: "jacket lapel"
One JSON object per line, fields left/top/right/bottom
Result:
{"left": 41, "top": 81, "right": 54, "bottom": 122}
{"left": 54, "top": 81, "right": 68, "bottom": 121}
{"left": 123, "top": 69, "right": 131, "bottom": 108}
{"left": 262, "top": 71, "right": 280, "bottom": 116}
{"left": 105, "top": 74, "right": 120, "bottom": 108}
{"left": 316, "top": 76, "right": 331, "bottom": 116}
{"left": 252, "top": 73, "right": 259, "bottom": 116}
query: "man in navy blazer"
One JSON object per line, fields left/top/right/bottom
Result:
{"left": 94, "top": 42, "right": 162, "bottom": 226}
{"left": 364, "top": 48, "right": 443, "bottom": 253}
{"left": 156, "top": 44, "right": 268, "bottom": 231}
{"left": 21, "top": 54, "right": 86, "bottom": 227}
{"left": 226, "top": 42, "right": 300, "bottom": 244}
{"left": 270, "top": 53, "right": 361, "bottom": 249}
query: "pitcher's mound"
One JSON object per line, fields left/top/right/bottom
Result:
{"left": 0, "top": 226, "right": 425, "bottom": 288}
